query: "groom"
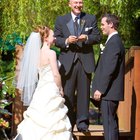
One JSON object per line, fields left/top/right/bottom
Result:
{"left": 92, "top": 13, "right": 125, "bottom": 140}
{"left": 54, "top": 0, "right": 101, "bottom": 132}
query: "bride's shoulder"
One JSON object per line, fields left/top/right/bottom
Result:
{"left": 48, "top": 50, "right": 57, "bottom": 61}
{"left": 48, "top": 49, "right": 56, "bottom": 56}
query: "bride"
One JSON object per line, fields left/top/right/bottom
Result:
{"left": 14, "top": 26, "right": 73, "bottom": 140}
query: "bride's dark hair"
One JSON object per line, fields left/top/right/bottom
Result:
{"left": 34, "top": 25, "right": 50, "bottom": 42}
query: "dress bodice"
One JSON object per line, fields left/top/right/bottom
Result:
{"left": 38, "top": 64, "right": 54, "bottom": 84}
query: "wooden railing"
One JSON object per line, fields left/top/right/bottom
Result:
{"left": 12, "top": 46, "right": 140, "bottom": 140}
{"left": 118, "top": 46, "right": 140, "bottom": 140}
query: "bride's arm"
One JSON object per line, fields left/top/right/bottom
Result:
{"left": 49, "top": 50, "right": 64, "bottom": 96}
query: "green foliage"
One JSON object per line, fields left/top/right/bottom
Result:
{"left": 84, "top": 0, "right": 140, "bottom": 47}
{"left": 0, "top": 59, "right": 15, "bottom": 98}
{"left": 0, "top": 72, "right": 13, "bottom": 131}
{"left": 0, "top": 33, "right": 22, "bottom": 52}
{"left": 0, "top": 0, "right": 69, "bottom": 42}
{"left": 98, "top": 0, "right": 139, "bottom": 47}
{"left": 0, "top": 0, "right": 140, "bottom": 48}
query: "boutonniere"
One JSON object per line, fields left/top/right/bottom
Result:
{"left": 80, "top": 19, "right": 85, "bottom": 27}
{"left": 100, "top": 43, "right": 106, "bottom": 54}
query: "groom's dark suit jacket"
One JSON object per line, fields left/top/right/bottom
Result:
{"left": 54, "top": 12, "right": 101, "bottom": 75}
{"left": 92, "top": 34, "right": 125, "bottom": 101}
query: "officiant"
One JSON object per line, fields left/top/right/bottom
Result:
{"left": 54, "top": 0, "right": 101, "bottom": 132}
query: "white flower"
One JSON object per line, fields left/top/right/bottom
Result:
{"left": 100, "top": 44, "right": 105, "bottom": 54}
{"left": 100, "top": 44, "right": 105, "bottom": 51}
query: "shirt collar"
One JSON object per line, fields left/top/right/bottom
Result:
{"left": 71, "top": 12, "right": 80, "bottom": 21}
{"left": 106, "top": 31, "right": 118, "bottom": 44}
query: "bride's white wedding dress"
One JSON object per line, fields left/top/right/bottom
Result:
{"left": 14, "top": 65, "right": 73, "bottom": 140}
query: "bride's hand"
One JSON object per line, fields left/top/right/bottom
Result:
{"left": 59, "top": 88, "right": 64, "bottom": 97}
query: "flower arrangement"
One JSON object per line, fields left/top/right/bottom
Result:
{"left": 0, "top": 77, "right": 13, "bottom": 139}
{"left": 0, "top": 118, "right": 9, "bottom": 128}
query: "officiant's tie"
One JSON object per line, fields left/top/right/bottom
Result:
{"left": 74, "top": 16, "right": 80, "bottom": 62}
{"left": 74, "top": 16, "right": 79, "bottom": 37}
{"left": 74, "top": 17, "right": 82, "bottom": 49}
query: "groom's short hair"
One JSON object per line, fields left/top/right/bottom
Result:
{"left": 102, "top": 13, "right": 119, "bottom": 30}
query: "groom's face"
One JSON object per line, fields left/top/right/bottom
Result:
{"left": 69, "top": 0, "right": 83, "bottom": 16}
{"left": 101, "top": 17, "right": 111, "bottom": 36}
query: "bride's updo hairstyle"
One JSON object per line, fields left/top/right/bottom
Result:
{"left": 34, "top": 25, "right": 50, "bottom": 42}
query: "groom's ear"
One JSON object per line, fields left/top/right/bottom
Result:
{"left": 109, "top": 22, "right": 114, "bottom": 28}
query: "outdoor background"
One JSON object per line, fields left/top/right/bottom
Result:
{"left": 0, "top": 0, "right": 140, "bottom": 139}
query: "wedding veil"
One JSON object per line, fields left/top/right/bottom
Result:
{"left": 17, "top": 32, "right": 42, "bottom": 106}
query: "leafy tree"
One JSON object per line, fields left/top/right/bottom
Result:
{"left": 0, "top": 0, "right": 140, "bottom": 47}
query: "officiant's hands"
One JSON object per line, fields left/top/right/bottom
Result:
{"left": 93, "top": 90, "right": 102, "bottom": 101}
{"left": 67, "top": 34, "right": 87, "bottom": 44}
{"left": 77, "top": 34, "right": 88, "bottom": 42}
{"left": 67, "top": 35, "right": 78, "bottom": 44}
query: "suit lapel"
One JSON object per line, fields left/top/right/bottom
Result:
{"left": 79, "top": 13, "right": 86, "bottom": 35}
{"left": 67, "top": 18, "right": 75, "bottom": 35}
{"left": 79, "top": 19, "right": 86, "bottom": 35}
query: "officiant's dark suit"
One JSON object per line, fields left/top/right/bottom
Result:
{"left": 54, "top": 0, "right": 101, "bottom": 132}
{"left": 92, "top": 14, "right": 125, "bottom": 140}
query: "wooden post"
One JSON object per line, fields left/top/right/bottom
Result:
{"left": 118, "top": 46, "right": 140, "bottom": 140}
{"left": 118, "top": 47, "right": 134, "bottom": 132}
{"left": 11, "top": 45, "right": 25, "bottom": 136}
{"left": 133, "top": 47, "right": 140, "bottom": 140}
